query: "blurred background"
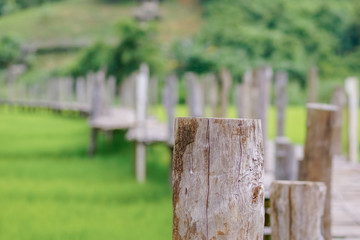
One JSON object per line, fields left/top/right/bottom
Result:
{"left": 0, "top": 0, "right": 359, "bottom": 239}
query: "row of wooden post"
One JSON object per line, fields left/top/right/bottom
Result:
{"left": 172, "top": 101, "right": 340, "bottom": 239}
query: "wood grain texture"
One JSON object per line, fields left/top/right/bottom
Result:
{"left": 299, "top": 103, "right": 337, "bottom": 240}
{"left": 275, "top": 137, "right": 296, "bottom": 181}
{"left": 173, "top": 117, "right": 265, "bottom": 240}
{"left": 270, "top": 181, "right": 327, "bottom": 240}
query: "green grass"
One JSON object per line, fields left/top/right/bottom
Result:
{"left": 0, "top": 0, "right": 202, "bottom": 44}
{"left": 0, "top": 107, "right": 172, "bottom": 240}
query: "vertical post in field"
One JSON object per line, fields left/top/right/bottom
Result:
{"left": 135, "top": 63, "right": 149, "bottom": 183}
{"left": 172, "top": 118, "right": 265, "bottom": 240}
{"left": 330, "top": 86, "right": 347, "bottom": 156}
{"left": 162, "top": 74, "right": 178, "bottom": 146}
{"left": 235, "top": 70, "right": 252, "bottom": 118}
{"left": 275, "top": 137, "right": 296, "bottom": 180}
{"left": 270, "top": 181, "right": 327, "bottom": 240}
{"left": 76, "top": 77, "right": 87, "bottom": 103}
{"left": 345, "top": 77, "right": 359, "bottom": 163}
{"left": 299, "top": 103, "right": 337, "bottom": 240}
{"left": 219, "top": 69, "right": 232, "bottom": 118}
{"left": 185, "top": 72, "right": 204, "bottom": 117}
{"left": 106, "top": 76, "right": 116, "bottom": 106}
{"left": 275, "top": 71, "right": 288, "bottom": 137}
{"left": 307, "top": 66, "right": 318, "bottom": 103}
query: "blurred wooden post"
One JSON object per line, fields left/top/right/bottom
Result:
{"left": 275, "top": 71, "right": 288, "bottom": 137}
{"left": 148, "top": 76, "right": 158, "bottom": 107}
{"left": 106, "top": 76, "right": 116, "bottom": 106}
{"left": 275, "top": 137, "right": 296, "bottom": 180}
{"left": 307, "top": 66, "right": 318, "bottom": 103}
{"left": 86, "top": 72, "right": 95, "bottom": 105}
{"left": 204, "top": 73, "right": 218, "bottom": 117}
{"left": 299, "top": 103, "right": 337, "bottom": 240}
{"left": 185, "top": 72, "right": 204, "bottom": 117}
{"left": 235, "top": 70, "right": 252, "bottom": 118}
{"left": 172, "top": 117, "right": 265, "bottom": 239}
{"left": 345, "top": 77, "right": 359, "bottom": 163}
{"left": 219, "top": 69, "right": 232, "bottom": 117}
{"left": 270, "top": 181, "right": 327, "bottom": 240}
{"left": 331, "top": 86, "right": 347, "bottom": 155}
{"left": 88, "top": 71, "right": 109, "bottom": 156}
{"left": 120, "top": 73, "right": 136, "bottom": 109}
{"left": 76, "top": 77, "right": 87, "bottom": 103}
{"left": 163, "top": 74, "right": 178, "bottom": 146}
{"left": 135, "top": 64, "right": 149, "bottom": 183}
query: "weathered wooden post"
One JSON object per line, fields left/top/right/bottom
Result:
{"left": 270, "top": 181, "right": 327, "bottom": 240}
{"left": 172, "top": 117, "right": 265, "bottom": 239}
{"left": 86, "top": 72, "right": 95, "bottom": 105}
{"left": 330, "top": 86, "right": 347, "bottom": 156}
{"left": 148, "top": 76, "right": 158, "bottom": 107}
{"left": 185, "top": 72, "right": 204, "bottom": 117}
{"left": 307, "top": 66, "right": 318, "bottom": 103}
{"left": 235, "top": 70, "right": 252, "bottom": 118}
{"left": 275, "top": 71, "right": 288, "bottom": 137}
{"left": 275, "top": 137, "right": 296, "bottom": 180}
{"left": 163, "top": 74, "right": 178, "bottom": 146}
{"left": 219, "top": 69, "right": 232, "bottom": 117}
{"left": 345, "top": 77, "right": 359, "bottom": 163}
{"left": 119, "top": 73, "right": 136, "bottom": 109}
{"left": 106, "top": 76, "right": 116, "bottom": 106}
{"left": 135, "top": 63, "right": 149, "bottom": 183}
{"left": 299, "top": 103, "right": 337, "bottom": 240}
{"left": 88, "top": 70, "right": 109, "bottom": 156}
{"left": 204, "top": 73, "right": 218, "bottom": 117}
{"left": 76, "top": 77, "right": 87, "bottom": 103}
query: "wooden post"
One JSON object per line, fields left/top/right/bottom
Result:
{"left": 299, "top": 103, "right": 337, "bottom": 240}
{"left": 162, "top": 74, "right": 178, "bottom": 146}
{"left": 275, "top": 71, "right": 288, "bottom": 137}
{"left": 185, "top": 72, "right": 204, "bottom": 117}
{"left": 172, "top": 117, "right": 265, "bottom": 239}
{"left": 106, "top": 76, "right": 116, "bottom": 106}
{"left": 204, "top": 73, "right": 218, "bottom": 117}
{"left": 270, "top": 181, "right": 327, "bottom": 240}
{"left": 76, "top": 77, "right": 87, "bottom": 103}
{"left": 135, "top": 63, "right": 149, "bottom": 183}
{"left": 345, "top": 77, "right": 359, "bottom": 163}
{"left": 235, "top": 70, "right": 252, "bottom": 118}
{"left": 330, "top": 86, "right": 347, "bottom": 156}
{"left": 307, "top": 66, "right": 318, "bottom": 103}
{"left": 219, "top": 69, "right": 232, "bottom": 117}
{"left": 86, "top": 72, "right": 95, "bottom": 105}
{"left": 120, "top": 73, "right": 136, "bottom": 109}
{"left": 275, "top": 137, "right": 296, "bottom": 180}
{"left": 148, "top": 76, "right": 158, "bottom": 107}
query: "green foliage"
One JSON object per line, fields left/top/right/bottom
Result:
{"left": 0, "top": 0, "right": 63, "bottom": 15}
{"left": 66, "top": 41, "right": 111, "bottom": 78}
{"left": 107, "top": 21, "right": 163, "bottom": 82}
{"left": 0, "top": 35, "right": 21, "bottom": 69}
{"left": 67, "top": 21, "right": 163, "bottom": 83}
{"left": 175, "top": 0, "right": 360, "bottom": 86}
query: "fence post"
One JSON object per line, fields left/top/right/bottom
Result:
{"left": 345, "top": 77, "right": 359, "bottom": 163}
{"left": 330, "top": 86, "right": 347, "bottom": 156}
{"left": 172, "top": 117, "right": 265, "bottom": 239}
{"left": 135, "top": 63, "right": 149, "bottom": 183}
{"left": 275, "top": 137, "right": 296, "bottom": 180}
{"left": 270, "top": 181, "right": 327, "bottom": 240}
{"left": 275, "top": 71, "right": 287, "bottom": 137}
{"left": 185, "top": 72, "right": 204, "bottom": 117}
{"left": 299, "top": 103, "right": 337, "bottom": 240}
{"left": 307, "top": 66, "right": 318, "bottom": 103}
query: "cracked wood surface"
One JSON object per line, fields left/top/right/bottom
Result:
{"left": 172, "top": 117, "right": 265, "bottom": 240}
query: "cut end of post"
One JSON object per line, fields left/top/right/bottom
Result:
{"left": 306, "top": 103, "right": 338, "bottom": 112}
